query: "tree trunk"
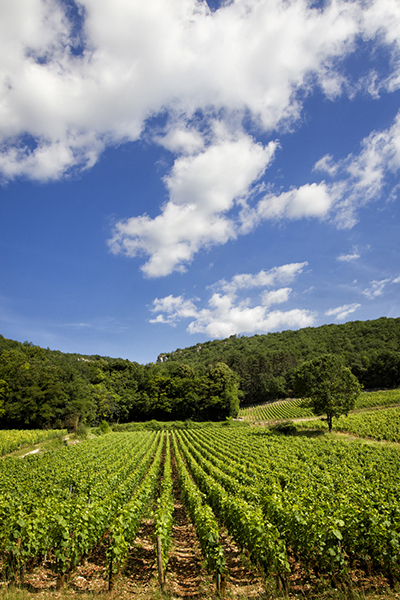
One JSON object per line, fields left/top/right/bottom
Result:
{"left": 327, "top": 414, "right": 333, "bottom": 432}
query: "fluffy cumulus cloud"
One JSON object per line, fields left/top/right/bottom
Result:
{"left": 214, "top": 262, "right": 308, "bottom": 293}
{"left": 1, "top": 0, "right": 400, "bottom": 273}
{"left": 108, "top": 132, "right": 277, "bottom": 276}
{"left": 149, "top": 262, "right": 315, "bottom": 336}
{"left": 239, "top": 182, "right": 335, "bottom": 233}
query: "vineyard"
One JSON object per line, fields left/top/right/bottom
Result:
{"left": 297, "top": 405, "right": 400, "bottom": 442}
{"left": 238, "top": 388, "right": 400, "bottom": 422}
{"left": 0, "top": 429, "right": 67, "bottom": 457}
{"left": 0, "top": 426, "right": 399, "bottom": 597}
{"left": 238, "top": 398, "right": 313, "bottom": 421}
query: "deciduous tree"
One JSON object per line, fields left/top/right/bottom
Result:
{"left": 294, "top": 354, "right": 361, "bottom": 432}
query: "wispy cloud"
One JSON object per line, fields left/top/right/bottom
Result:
{"left": 362, "top": 278, "right": 392, "bottom": 299}
{"left": 313, "top": 112, "right": 400, "bottom": 228}
{"left": 337, "top": 248, "right": 360, "bottom": 262}
{"left": 325, "top": 303, "right": 361, "bottom": 321}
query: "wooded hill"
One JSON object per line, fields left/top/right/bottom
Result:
{"left": 157, "top": 317, "right": 400, "bottom": 403}
{"left": 0, "top": 316, "right": 399, "bottom": 429}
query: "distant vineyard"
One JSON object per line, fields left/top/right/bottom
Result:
{"left": 239, "top": 398, "right": 313, "bottom": 421}
{"left": 0, "top": 427, "right": 399, "bottom": 593}
{"left": 297, "top": 405, "right": 400, "bottom": 442}
{"left": 0, "top": 428, "right": 67, "bottom": 457}
{"left": 356, "top": 388, "right": 400, "bottom": 410}
{"left": 238, "top": 388, "right": 400, "bottom": 422}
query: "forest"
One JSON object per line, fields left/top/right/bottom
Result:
{"left": 0, "top": 316, "right": 400, "bottom": 429}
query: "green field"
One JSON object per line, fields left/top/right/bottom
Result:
{"left": 297, "top": 405, "right": 400, "bottom": 442}
{"left": 0, "top": 428, "right": 67, "bottom": 457}
{"left": 0, "top": 425, "right": 399, "bottom": 596}
{"left": 238, "top": 397, "right": 313, "bottom": 421}
{"left": 238, "top": 388, "right": 400, "bottom": 422}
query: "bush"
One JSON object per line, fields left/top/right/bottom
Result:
{"left": 75, "top": 423, "right": 88, "bottom": 439}
{"left": 269, "top": 421, "right": 297, "bottom": 435}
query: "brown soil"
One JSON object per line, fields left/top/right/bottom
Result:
{"left": 165, "top": 442, "right": 215, "bottom": 599}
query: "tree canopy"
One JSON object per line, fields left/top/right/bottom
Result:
{"left": 156, "top": 317, "right": 400, "bottom": 405}
{"left": 293, "top": 354, "right": 362, "bottom": 432}
{"left": 0, "top": 316, "right": 399, "bottom": 428}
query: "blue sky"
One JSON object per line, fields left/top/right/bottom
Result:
{"left": 1, "top": 0, "right": 400, "bottom": 364}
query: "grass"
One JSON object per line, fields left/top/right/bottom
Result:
{"left": 1, "top": 586, "right": 399, "bottom": 600}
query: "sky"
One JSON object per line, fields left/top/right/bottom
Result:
{"left": 0, "top": 0, "right": 400, "bottom": 365}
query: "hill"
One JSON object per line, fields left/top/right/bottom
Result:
{"left": 0, "top": 316, "right": 400, "bottom": 428}
{"left": 157, "top": 316, "right": 400, "bottom": 404}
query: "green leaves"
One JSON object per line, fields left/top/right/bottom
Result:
{"left": 153, "top": 435, "right": 174, "bottom": 572}
{"left": 294, "top": 354, "right": 361, "bottom": 431}
{"left": 173, "top": 434, "right": 226, "bottom": 575}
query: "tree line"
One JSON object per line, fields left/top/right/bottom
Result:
{"left": 159, "top": 317, "right": 400, "bottom": 405}
{"left": 0, "top": 316, "right": 399, "bottom": 429}
{"left": 0, "top": 339, "right": 240, "bottom": 429}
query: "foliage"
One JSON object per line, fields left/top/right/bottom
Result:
{"left": 0, "top": 427, "right": 399, "bottom": 588}
{"left": 178, "top": 427, "right": 400, "bottom": 583}
{"left": 0, "top": 315, "right": 399, "bottom": 427}
{"left": 0, "top": 428, "right": 67, "bottom": 456}
{"left": 293, "top": 354, "right": 362, "bottom": 432}
{"left": 172, "top": 434, "right": 226, "bottom": 575}
{"left": 269, "top": 421, "right": 297, "bottom": 435}
{"left": 239, "top": 397, "right": 313, "bottom": 421}
{"left": 298, "top": 405, "right": 400, "bottom": 442}
{"left": 0, "top": 337, "right": 240, "bottom": 427}
{"left": 153, "top": 435, "right": 174, "bottom": 575}
{"left": 239, "top": 387, "right": 400, "bottom": 423}
{"left": 157, "top": 317, "right": 400, "bottom": 404}
{"left": 0, "top": 431, "right": 161, "bottom": 583}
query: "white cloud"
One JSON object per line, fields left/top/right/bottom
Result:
{"left": 215, "top": 262, "right": 308, "bottom": 294}
{"left": 337, "top": 248, "right": 360, "bottom": 262}
{"left": 155, "top": 127, "right": 205, "bottom": 156}
{"left": 251, "top": 182, "right": 334, "bottom": 224}
{"left": 362, "top": 275, "right": 400, "bottom": 299}
{"left": 361, "top": 0, "right": 400, "bottom": 93}
{"left": 149, "top": 262, "right": 315, "bottom": 337}
{"left": 108, "top": 133, "right": 277, "bottom": 276}
{"left": 0, "top": 0, "right": 363, "bottom": 181}
{"left": 1, "top": 0, "right": 400, "bottom": 274}
{"left": 187, "top": 300, "right": 315, "bottom": 338}
{"left": 149, "top": 295, "right": 198, "bottom": 325}
{"left": 314, "top": 155, "right": 339, "bottom": 177}
{"left": 245, "top": 108, "right": 400, "bottom": 233}
{"left": 362, "top": 278, "right": 391, "bottom": 299}
{"left": 325, "top": 303, "right": 361, "bottom": 321}
{"left": 261, "top": 287, "right": 292, "bottom": 307}
{"left": 0, "top": 0, "right": 394, "bottom": 184}
{"left": 312, "top": 111, "right": 400, "bottom": 228}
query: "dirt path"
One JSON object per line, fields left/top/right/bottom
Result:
{"left": 166, "top": 448, "right": 213, "bottom": 599}
{"left": 218, "top": 530, "right": 265, "bottom": 598}
{"left": 168, "top": 439, "right": 267, "bottom": 599}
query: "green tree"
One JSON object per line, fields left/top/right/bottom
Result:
{"left": 205, "top": 362, "right": 240, "bottom": 420}
{"left": 293, "top": 354, "right": 361, "bottom": 432}
{"left": 0, "top": 378, "right": 8, "bottom": 417}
